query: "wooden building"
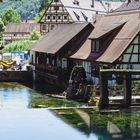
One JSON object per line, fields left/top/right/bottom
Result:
{"left": 3, "top": 23, "right": 40, "bottom": 43}
{"left": 29, "top": 23, "right": 94, "bottom": 88}
{"left": 39, "top": 0, "right": 123, "bottom": 34}
{"left": 70, "top": 7, "right": 140, "bottom": 85}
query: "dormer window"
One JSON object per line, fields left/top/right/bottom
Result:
{"left": 73, "top": 11, "right": 80, "bottom": 21}
{"left": 73, "top": 0, "right": 79, "bottom": 5}
{"left": 81, "top": 12, "right": 88, "bottom": 21}
{"left": 91, "top": 40, "right": 100, "bottom": 53}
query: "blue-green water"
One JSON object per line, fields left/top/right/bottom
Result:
{"left": 0, "top": 82, "right": 140, "bottom": 140}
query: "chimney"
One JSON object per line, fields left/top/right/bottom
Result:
{"left": 91, "top": 0, "right": 94, "bottom": 8}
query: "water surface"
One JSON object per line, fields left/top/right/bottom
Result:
{"left": 0, "top": 82, "right": 140, "bottom": 140}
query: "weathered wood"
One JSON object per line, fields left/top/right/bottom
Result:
{"left": 99, "top": 72, "right": 109, "bottom": 109}
{"left": 124, "top": 73, "right": 131, "bottom": 107}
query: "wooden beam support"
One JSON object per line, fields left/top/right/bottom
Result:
{"left": 124, "top": 73, "right": 131, "bottom": 107}
{"left": 99, "top": 72, "right": 109, "bottom": 109}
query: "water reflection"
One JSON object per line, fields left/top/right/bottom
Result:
{"left": 0, "top": 82, "right": 42, "bottom": 109}
{"left": 52, "top": 109, "right": 140, "bottom": 140}
{"left": 0, "top": 82, "right": 140, "bottom": 140}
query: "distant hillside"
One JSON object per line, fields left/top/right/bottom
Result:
{"left": 0, "top": 0, "right": 45, "bottom": 20}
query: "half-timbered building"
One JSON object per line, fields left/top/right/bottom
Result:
{"left": 71, "top": 7, "right": 140, "bottom": 84}
{"left": 39, "top": 0, "right": 123, "bottom": 34}
{"left": 29, "top": 23, "right": 94, "bottom": 88}
{"left": 3, "top": 23, "right": 40, "bottom": 43}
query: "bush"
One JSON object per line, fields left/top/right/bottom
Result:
{"left": 3, "top": 40, "right": 34, "bottom": 53}
{"left": 0, "top": 18, "right": 5, "bottom": 37}
{"left": 30, "top": 30, "right": 41, "bottom": 40}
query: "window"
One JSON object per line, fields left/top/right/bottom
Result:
{"left": 62, "top": 58, "right": 67, "bottom": 69}
{"left": 42, "top": 24, "right": 47, "bottom": 30}
{"left": 51, "top": 24, "right": 55, "bottom": 30}
{"left": 64, "top": 16, "right": 67, "bottom": 20}
{"left": 53, "top": 16, "right": 56, "bottom": 20}
{"left": 54, "top": 6, "right": 59, "bottom": 10}
{"left": 58, "top": 16, "right": 61, "bottom": 20}
{"left": 54, "top": 0, "right": 59, "bottom": 2}
{"left": 47, "top": 15, "right": 50, "bottom": 20}
{"left": 91, "top": 40, "right": 100, "bottom": 52}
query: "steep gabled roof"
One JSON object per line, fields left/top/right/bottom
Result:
{"left": 4, "top": 23, "right": 40, "bottom": 33}
{"left": 61, "top": 0, "right": 107, "bottom": 22}
{"left": 97, "top": 14, "right": 140, "bottom": 63}
{"left": 40, "top": 0, "right": 123, "bottom": 23}
{"left": 72, "top": 11, "right": 140, "bottom": 63}
{"left": 29, "top": 23, "right": 92, "bottom": 54}
{"left": 115, "top": 0, "right": 140, "bottom": 12}
{"left": 89, "top": 15, "right": 126, "bottom": 39}
{"left": 71, "top": 39, "right": 91, "bottom": 60}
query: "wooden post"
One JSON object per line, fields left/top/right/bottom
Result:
{"left": 99, "top": 72, "right": 109, "bottom": 109}
{"left": 124, "top": 73, "right": 131, "bottom": 107}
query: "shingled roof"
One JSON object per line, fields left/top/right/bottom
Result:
{"left": 96, "top": 11, "right": 140, "bottom": 63}
{"left": 4, "top": 23, "right": 40, "bottom": 33}
{"left": 29, "top": 23, "right": 92, "bottom": 54}
{"left": 71, "top": 39, "right": 91, "bottom": 60}
{"left": 115, "top": 0, "right": 140, "bottom": 12}
{"left": 40, "top": 0, "right": 123, "bottom": 23}
{"left": 88, "top": 13, "right": 128, "bottom": 39}
{"left": 71, "top": 10, "right": 140, "bottom": 63}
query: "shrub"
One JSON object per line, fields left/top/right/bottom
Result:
{"left": 30, "top": 30, "right": 41, "bottom": 40}
{"left": 3, "top": 40, "right": 34, "bottom": 53}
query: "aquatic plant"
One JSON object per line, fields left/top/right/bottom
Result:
{"left": 30, "top": 97, "right": 83, "bottom": 108}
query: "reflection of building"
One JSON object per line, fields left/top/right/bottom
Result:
{"left": 52, "top": 109, "right": 140, "bottom": 139}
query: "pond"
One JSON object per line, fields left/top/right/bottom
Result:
{"left": 0, "top": 82, "right": 140, "bottom": 140}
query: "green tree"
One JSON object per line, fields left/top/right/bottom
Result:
{"left": 3, "top": 40, "right": 33, "bottom": 53}
{"left": 0, "top": 0, "right": 22, "bottom": 2}
{"left": 0, "top": 18, "right": 5, "bottom": 41}
{"left": 35, "top": 0, "right": 50, "bottom": 22}
{"left": 2, "top": 7, "right": 21, "bottom": 25}
{"left": 34, "top": 10, "right": 45, "bottom": 22}
{"left": 0, "top": 19, "right": 5, "bottom": 35}
{"left": 30, "top": 30, "right": 41, "bottom": 40}
{"left": 39, "top": 0, "right": 50, "bottom": 12}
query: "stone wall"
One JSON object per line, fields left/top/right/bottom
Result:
{"left": 0, "top": 70, "right": 33, "bottom": 82}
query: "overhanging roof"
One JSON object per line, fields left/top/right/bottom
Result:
{"left": 97, "top": 18, "right": 140, "bottom": 63}
{"left": 4, "top": 23, "right": 40, "bottom": 33}
{"left": 70, "top": 39, "right": 91, "bottom": 60}
{"left": 89, "top": 14, "right": 129, "bottom": 39}
{"left": 29, "top": 23, "right": 91, "bottom": 54}
{"left": 115, "top": 0, "right": 140, "bottom": 12}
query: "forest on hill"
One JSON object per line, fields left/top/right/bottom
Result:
{"left": 0, "top": 0, "right": 50, "bottom": 20}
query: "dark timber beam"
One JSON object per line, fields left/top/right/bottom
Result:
{"left": 124, "top": 73, "right": 132, "bottom": 107}
{"left": 99, "top": 72, "right": 109, "bottom": 109}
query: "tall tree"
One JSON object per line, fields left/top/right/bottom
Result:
{"left": 39, "top": 0, "right": 50, "bottom": 12}
{"left": 1, "top": 7, "right": 21, "bottom": 25}
{"left": 0, "top": 19, "right": 5, "bottom": 36}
